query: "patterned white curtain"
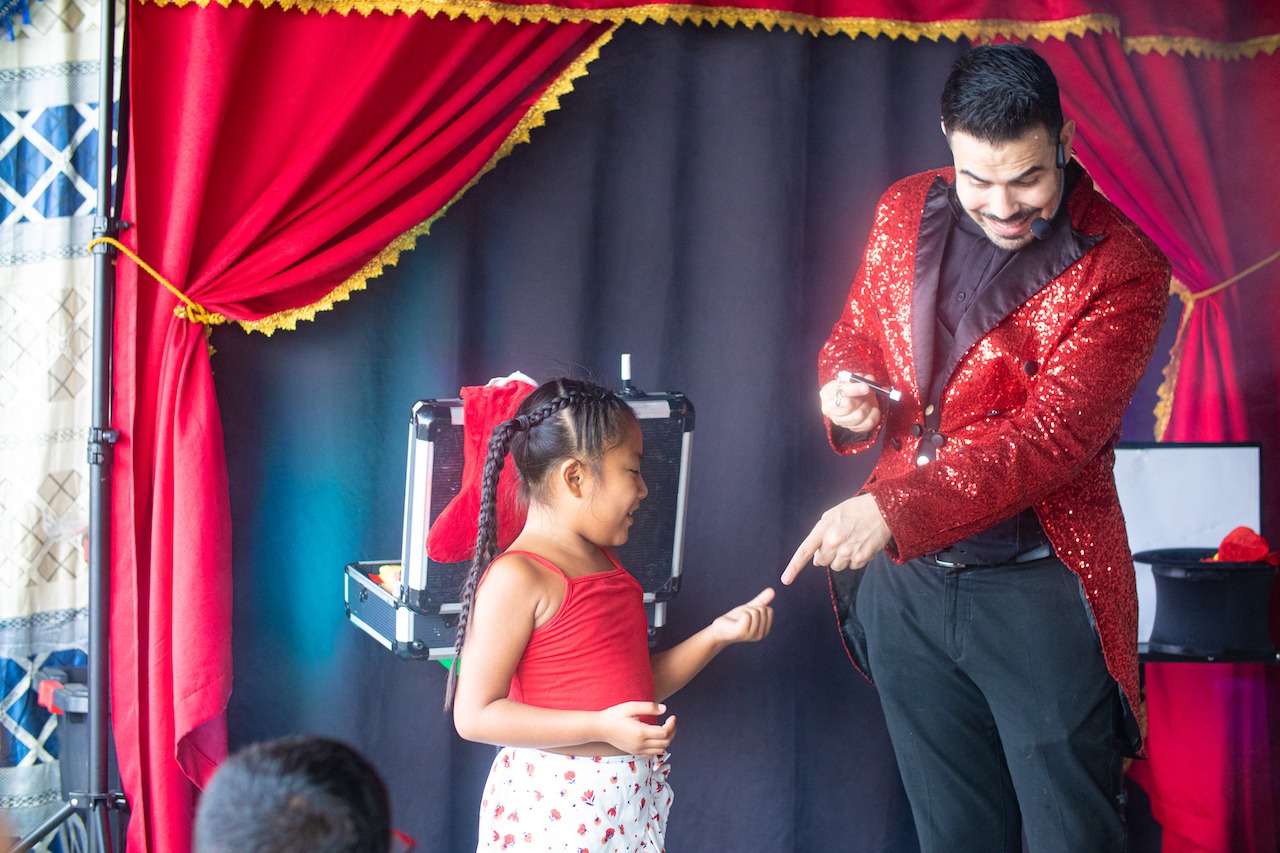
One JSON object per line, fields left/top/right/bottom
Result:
{"left": 0, "top": 2, "right": 121, "bottom": 847}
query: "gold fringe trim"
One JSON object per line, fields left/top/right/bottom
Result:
{"left": 1152, "top": 278, "right": 1192, "bottom": 442}
{"left": 1124, "top": 31, "right": 1280, "bottom": 61}
{"left": 87, "top": 236, "right": 230, "bottom": 326}
{"left": 1153, "top": 248, "right": 1280, "bottom": 441}
{"left": 137, "top": 0, "right": 1120, "bottom": 43}
{"left": 136, "top": 0, "right": 1280, "bottom": 59}
{"left": 237, "top": 22, "right": 619, "bottom": 336}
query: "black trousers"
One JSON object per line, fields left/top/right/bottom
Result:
{"left": 856, "top": 553, "right": 1126, "bottom": 853}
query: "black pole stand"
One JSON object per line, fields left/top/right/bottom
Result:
{"left": 15, "top": 0, "right": 127, "bottom": 849}
{"left": 80, "top": 0, "right": 129, "bottom": 844}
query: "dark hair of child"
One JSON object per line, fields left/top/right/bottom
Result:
{"left": 193, "top": 735, "right": 392, "bottom": 853}
{"left": 443, "top": 377, "right": 639, "bottom": 708}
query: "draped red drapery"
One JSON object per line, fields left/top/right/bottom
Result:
{"left": 1035, "top": 33, "right": 1279, "bottom": 443}
{"left": 115, "top": 6, "right": 610, "bottom": 850}
{"left": 115, "top": 1, "right": 1279, "bottom": 850}
{"left": 1033, "top": 33, "right": 1280, "bottom": 852}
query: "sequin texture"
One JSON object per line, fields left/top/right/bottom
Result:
{"left": 818, "top": 166, "right": 1170, "bottom": 724}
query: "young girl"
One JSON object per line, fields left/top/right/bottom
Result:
{"left": 447, "top": 377, "right": 774, "bottom": 852}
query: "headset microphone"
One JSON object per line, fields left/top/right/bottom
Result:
{"left": 1032, "top": 141, "right": 1068, "bottom": 241}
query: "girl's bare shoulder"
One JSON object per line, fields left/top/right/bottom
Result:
{"left": 480, "top": 551, "right": 568, "bottom": 628}
{"left": 483, "top": 551, "right": 562, "bottom": 591}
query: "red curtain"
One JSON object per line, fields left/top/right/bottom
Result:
{"left": 1037, "top": 33, "right": 1280, "bottom": 853}
{"left": 1035, "top": 33, "right": 1275, "bottom": 442}
{"left": 114, "top": 5, "right": 611, "bottom": 850}
{"left": 115, "top": 1, "right": 1280, "bottom": 850}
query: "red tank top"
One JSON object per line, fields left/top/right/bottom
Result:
{"left": 501, "top": 549, "right": 655, "bottom": 715}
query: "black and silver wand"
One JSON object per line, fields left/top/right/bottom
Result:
{"left": 836, "top": 369, "right": 902, "bottom": 403}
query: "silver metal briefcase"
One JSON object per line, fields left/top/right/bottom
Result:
{"left": 345, "top": 386, "right": 694, "bottom": 661}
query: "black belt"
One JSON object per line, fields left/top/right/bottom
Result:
{"left": 928, "top": 542, "right": 1055, "bottom": 569}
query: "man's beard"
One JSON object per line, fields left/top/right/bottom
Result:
{"left": 976, "top": 210, "right": 1037, "bottom": 250}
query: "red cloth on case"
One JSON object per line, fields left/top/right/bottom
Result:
{"left": 426, "top": 380, "right": 536, "bottom": 562}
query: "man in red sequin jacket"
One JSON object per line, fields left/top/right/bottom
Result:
{"left": 782, "top": 45, "right": 1169, "bottom": 853}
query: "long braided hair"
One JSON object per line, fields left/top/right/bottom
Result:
{"left": 444, "top": 378, "right": 638, "bottom": 709}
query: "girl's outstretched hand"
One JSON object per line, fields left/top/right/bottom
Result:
{"left": 597, "top": 701, "right": 676, "bottom": 755}
{"left": 710, "top": 588, "right": 776, "bottom": 644}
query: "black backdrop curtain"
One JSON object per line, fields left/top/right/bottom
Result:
{"left": 210, "top": 23, "right": 1171, "bottom": 851}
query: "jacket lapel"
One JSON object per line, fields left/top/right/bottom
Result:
{"left": 940, "top": 165, "right": 1102, "bottom": 385}
{"left": 910, "top": 177, "right": 952, "bottom": 404}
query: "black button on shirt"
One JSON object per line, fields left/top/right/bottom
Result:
{"left": 938, "top": 200, "right": 1015, "bottom": 336}
{"left": 928, "top": 186, "right": 1057, "bottom": 561}
{"left": 930, "top": 196, "right": 1016, "bottom": 391}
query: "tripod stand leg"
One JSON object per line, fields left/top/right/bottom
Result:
{"left": 12, "top": 802, "right": 76, "bottom": 853}
{"left": 90, "top": 802, "right": 116, "bottom": 853}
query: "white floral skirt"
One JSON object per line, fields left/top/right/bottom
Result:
{"left": 476, "top": 748, "right": 673, "bottom": 852}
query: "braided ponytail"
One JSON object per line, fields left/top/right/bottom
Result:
{"left": 444, "top": 378, "right": 639, "bottom": 710}
{"left": 444, "top": 390, "right": 576, "bottom": 709}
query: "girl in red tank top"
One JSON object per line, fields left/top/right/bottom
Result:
{"left": 446, "top": 378, "right": 774, "bottom": 852}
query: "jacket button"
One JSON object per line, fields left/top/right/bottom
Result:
{"left": 1024, "top": 360, "right": 1039, "bottom": 375}
{"left": 909, "top": 424, "right": 924, "bottom": 437}
{"left": 889, "top": 437, "right": 901, "bottom": 451}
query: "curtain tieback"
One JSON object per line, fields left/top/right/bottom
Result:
{"left": 1176, "top": 247, "right": 1280, "bottom": 307}
{"left": 1153, "top": 246, "right": 1280, "bottom": 440}
{"left": 87, "top": 237, "right": 228, "bottom": 327}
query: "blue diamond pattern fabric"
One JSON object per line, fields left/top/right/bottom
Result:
{"left": 2, "top": 136, "right": 52, "bottom": 196}
{"left": 3, "top": 11, "right": 118, "bottom": 847}
{"left": 36, "top": 172, "right": 81, "bottom": 218}
{"left": 0, "top": 103, "right": 98, "bottom": 225}
{"left": 32, "top": 105, "right": 84, "bottom": 151}
{"left": 71, "top": 131, "right": 97, "bottom": 188}
{"left": 78, "top": 101, "right": 120, "bottom": 181}
{"left": 1, "top": 650, "right": 86, "bottom": 767}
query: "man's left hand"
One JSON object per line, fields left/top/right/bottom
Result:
{"left": 781, "top": 494, "right": 891, "bottom": 584}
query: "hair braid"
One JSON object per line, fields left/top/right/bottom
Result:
{"left": 443, "top": 392, "right": 576, "bottom": 709}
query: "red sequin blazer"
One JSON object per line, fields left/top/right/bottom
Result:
{"left": 820, "top": 166, "right": 1170, "bottom": 719}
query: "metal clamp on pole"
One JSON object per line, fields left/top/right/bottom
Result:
{"left": 91, "top": 215, "right": 113, "bottom": 242}
{"left": 91, "top": 216, "right": 131, "bottom": 244}
{"left": 87, "top": 428, "right": 120, "bottom": 466}
{"left": 64, "top": 792, "right": 130, "bottom": 812}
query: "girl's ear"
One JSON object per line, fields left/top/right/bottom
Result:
{"left": 555, "top": 457, "right": 588, "bottom": 499}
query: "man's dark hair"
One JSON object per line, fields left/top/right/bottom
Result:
{"left": 940, "top": 44, "right": 1064, "bottom": 143}
{"left": 194, "top": 735, "right": 392, "bottom": 853}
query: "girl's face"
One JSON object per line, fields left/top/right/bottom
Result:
{"left": 581, "top": 421, "right": 647, "bottom": 547}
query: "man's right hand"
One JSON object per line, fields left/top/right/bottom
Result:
{"left": 781, "top": 493, "right": 891, "bottom": 585}
{"left": 820, "top": 378, "right": 882, "bottom": 434}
